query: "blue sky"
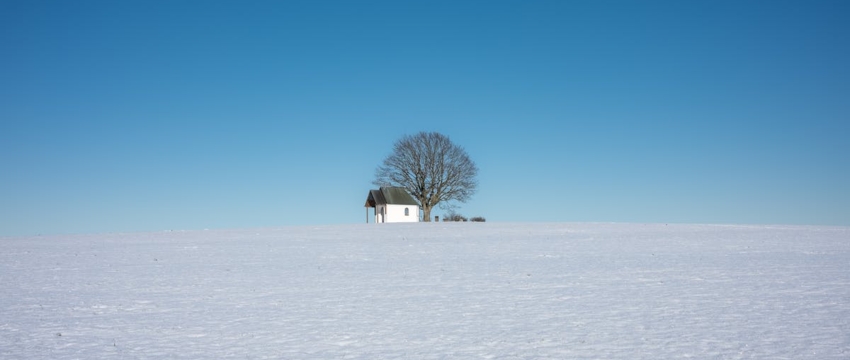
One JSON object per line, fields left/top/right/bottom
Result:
{"left": 2, "top": 0, "right": 848, "bottom": 235}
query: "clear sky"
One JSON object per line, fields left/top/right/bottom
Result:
{"left": 2, "top": 0, "right": 848, "bottom": 236}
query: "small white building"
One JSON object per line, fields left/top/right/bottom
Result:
{"left": 364, "top": 187, "right": 420, "bottom": 223}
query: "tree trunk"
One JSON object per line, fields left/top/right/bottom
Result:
{"left": 422, "top": 206, "right": 432, "bottom": 222}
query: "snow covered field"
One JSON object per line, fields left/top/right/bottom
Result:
{"left": 1, "top": 222, "right": 848, "bottom": 359}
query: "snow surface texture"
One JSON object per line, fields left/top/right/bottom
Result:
{"left": 1, "top": 223, "right": 848, "bottom": 359}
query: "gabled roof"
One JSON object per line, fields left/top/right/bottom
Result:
{"left": 365, "top": 187, "right": 419, "bottom": 207}
{"left": 365, "top": 189, "right": 385, "bottom": 208}
{"left": 380, "top": 187, "right": 419, "bottom": 205}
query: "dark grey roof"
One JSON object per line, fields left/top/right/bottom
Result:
{"left": 380, "top": 187, "right": 419, "bottom": 205}
{"left": 364, "top": 189, "right": 385, "bottom": 208}
{"left": 365, "top": 187, "right": 418, "bottom": 207}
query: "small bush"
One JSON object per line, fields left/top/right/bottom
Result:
{"left": 470, "top": 216, "right": 486, "bottom": 222}
{"left": 444, "top": 212, "right": 468, "bottom": 222}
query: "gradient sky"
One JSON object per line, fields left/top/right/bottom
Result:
{"left": 2, "top": 0, "right": 848, "bottom": 236}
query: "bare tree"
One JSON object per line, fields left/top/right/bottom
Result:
{"left": 374, "top": 132, "right": 478, "bottom": 222}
